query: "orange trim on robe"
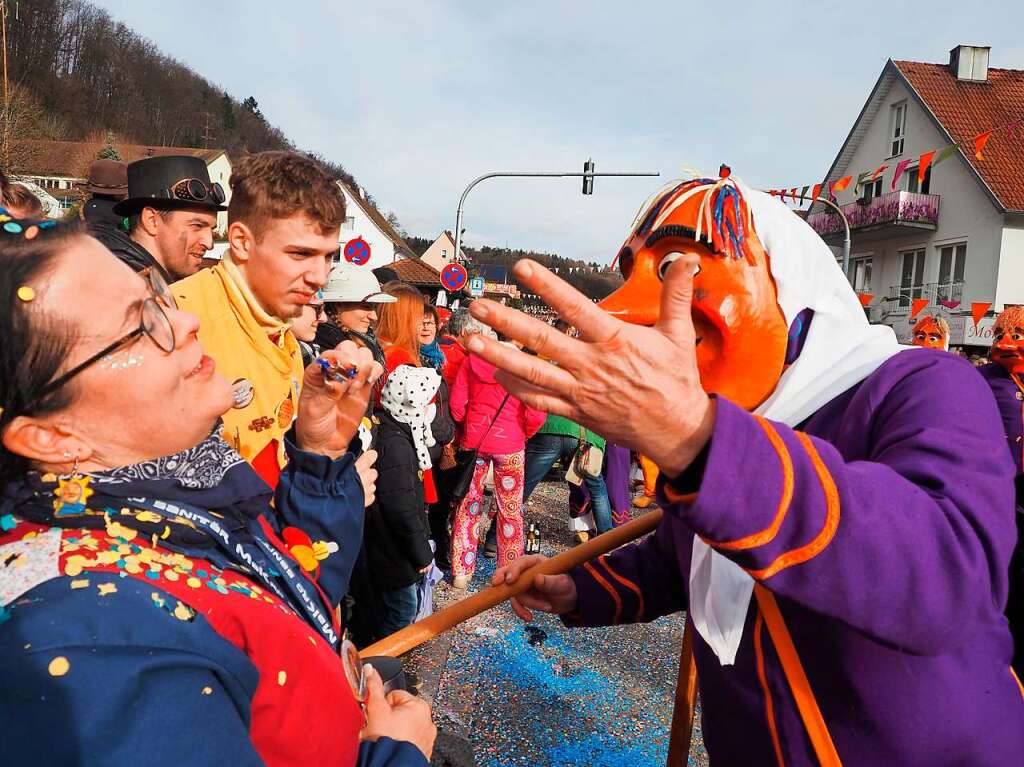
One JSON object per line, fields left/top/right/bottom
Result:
{"left": 747, "top": 432, "right": 841, "bottom": 580}
{"left": 754, "top": 585, "right": 843, "bottom": 766}
{"left": 596, "top": 554, "right": 645, "bottom": 621}
{"left": 708, "top": 417, "right": 795, "bottom": 551}
{"left": 582, "top": 561, "right": 622, "bottom": 625}
{"left": 1013, "top": 667, "right": 1024, "bottom": 700}
{"left": 753, "top": 610, "right": 786, "bottom": 767}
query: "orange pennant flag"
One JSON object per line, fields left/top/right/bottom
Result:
{"left": 971, "top": 301, "right": 992, "bottom": 328}
{"left": 858, "top": 293, "right": 874, "bottom": 307}
{"left": 832, "top": 176, "right": 852, "bottom": 192}
{"left": 910, "top": 298, "right": 929, "bottom": 319}
{"left": 974, "top": 131, "right": 993, "bottom": 160}
{"left": 811, "top": 183, "right": 822, "bottom": 202}
{"left": 918, "top": 150, "right": 936, "bottom": 184}
{"left": 870, "top": 164, "right": 888, "bottom": 182}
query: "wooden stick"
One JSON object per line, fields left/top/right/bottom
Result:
{"left": 665, "top": 621, "right": 699, "bottom": 767}
{"left": 360, "top": 509, "right": 664, "bottom": 658}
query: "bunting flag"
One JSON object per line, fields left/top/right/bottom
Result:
{"left": 934, "top": 142, "right": 959, "bottom": 166}
{"left": 857, "top": 293, "right": 874, "bottom": 307}
{"left": 971, "top": 301, "right": 992, "bottom": 328}
{"left": 974, "top": 130, "right": 993, "bottom": 160}
{"left": 832, "top": 175, "right": 852, "bottom": 192}
{"left": 763, "top": 112, "right": 1021, "bottom": 206}
{"left": 939, "top": 298, "right": 961, "bottom": 310}
{"left": 910, "top": 298, "right": 929, "bottom": 319}
{"left": 890, "top": 159, "right": 913, "bottom": 190}
{"left": 918, "top": 150, "right": 936, "bottom": 184}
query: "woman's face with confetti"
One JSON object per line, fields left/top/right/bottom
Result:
{"left": 27, "top": 237, "right": 234, "bottom": 467}
{"left": 601, "top": 231, "right": 788, "bottom": 411}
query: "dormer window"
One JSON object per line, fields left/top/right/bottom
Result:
{"left": 890, "top": 101, "right": 907, "bottom": 157}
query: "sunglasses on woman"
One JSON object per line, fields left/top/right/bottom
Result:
{"left": 37, "top": 267, "right": 177, "bottom": 399}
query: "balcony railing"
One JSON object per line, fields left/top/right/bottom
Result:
{"left": 807, "top": 191, "right": 940, "bottom": 239}
{"left": 885, "top": 280, "right": 964, "bottom": 313}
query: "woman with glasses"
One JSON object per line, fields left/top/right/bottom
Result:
{"left": 293, "top": 293, "right": 328, "bottom": 367}
{"left": 0, "top": 217, "right": 435, "bottom": 766}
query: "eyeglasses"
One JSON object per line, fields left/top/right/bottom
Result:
{"left": 158, "top": 178, "right": 226, "bottom": 206}
{"left": 37, "top": 268, "right": 177, "bottom": 399}
{"left": 311, "top": 304, "right": 327, "bottom": 319}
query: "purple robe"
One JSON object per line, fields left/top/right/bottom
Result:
{"left": 565, "top": 349, "right": 1024, "bottom": 764}
{"left": 978, "top": 362, "right": 1024, "bottom": 475}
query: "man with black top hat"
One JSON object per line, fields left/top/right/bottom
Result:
{"left": 80, "top": 159, "right": 133, "bottom": 255}
{"left": 111, "top": 155, "right": 225, "bottom": 282}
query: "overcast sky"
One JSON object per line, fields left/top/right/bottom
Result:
{"left": 94, "top": 0, "right": 1024, "bottom": 264}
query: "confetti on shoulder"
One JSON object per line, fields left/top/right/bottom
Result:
{"left": 97, "top": 583, "right": 117, "bottom": 596}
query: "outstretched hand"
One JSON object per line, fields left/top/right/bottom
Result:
{"left": 467, "top": 257, "right": 714, "bottom": 477}
{"left": 296, "top": 341, "right": 383, "bottom": 460}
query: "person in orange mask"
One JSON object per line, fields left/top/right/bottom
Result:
{"left": 978, "top": 305, "right": 1024, "bottom": 676}
{"left": 911, "top": 314, "right": 950, "bottom": 350}
{"left": 468, "top": 173, "right": 1022, "bottom": 764}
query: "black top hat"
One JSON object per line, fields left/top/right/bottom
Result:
{"left": 113, "top": 155, "right": 227, "bottom": 216}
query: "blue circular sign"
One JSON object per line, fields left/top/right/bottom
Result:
{"left": 344, "top": 237, "right": 371, "bottom": 265}
{"left": 441, "top": 263, "right": 468, "bottom": 291}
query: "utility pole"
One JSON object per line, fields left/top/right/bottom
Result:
{"left": 452, "top": 164, "right": 660, "bottom": 268}
{"left": 201, "top": 111, "right": 214, "bottom": 149}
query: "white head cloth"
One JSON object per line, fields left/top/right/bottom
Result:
{"left": 686, "top": 183, "right": 905, "bottom": 664}
{"left": 380, "top": 365, "right": 442, "bottom": 471}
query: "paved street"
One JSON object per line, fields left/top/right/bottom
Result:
{"left": 405, "top": 481, "right": 710, "bottom": 767}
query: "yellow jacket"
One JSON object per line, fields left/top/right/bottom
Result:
{"left": 174, "top": 257, "right": 303, "bottom": 472}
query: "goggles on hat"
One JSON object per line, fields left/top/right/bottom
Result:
{"left": 158, "top": 178, "right": 226, "bottom": 206}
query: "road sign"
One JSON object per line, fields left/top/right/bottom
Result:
{"left": 469, "top": 276, "right": 485, "bottom": 297}
{"left": 440, "top": 262, "right": 468, "bottom": 292}
{"left": 344, "top": 237, "right": 371, "bottom": 265}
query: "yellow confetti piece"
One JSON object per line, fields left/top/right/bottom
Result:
{"left": 164, "top": 569, "right": 180, "bottom": 582}
{"left": 151, "top": 592, "right": 166, "bottom": 608}
{"left": 48, "top": 656, "right": 70, "bottom": 677}
{"left": 70, "top": 579, "right": 89, "bottom": 590}
{"left": 308, "top": 636, "right": 317, "bottom": 647}
{"left": 123, "top": 557, "right": 142, "bottom": 575}
{"left": 104, "top": 520, "right": 137, "bottom": 541}
{"left": 172, "top": 602, "right": 194, "bottom": 621}
{"left": 17, "top": 286, "right": 36, "bottom": 302}
{"left": 95, "top": 551, "right": 120, "bottom": 565}
{"left": 97, "top": 583, "right": 117, "bottom": 596}
{"left": 135, "top": 511, "right": 162, "bottom": 524}
{"left": 214, "top": 577, "right": 226, "bottom": 586}
{"left": 277, "top": 670, "right": 287, "bottom": 686}
{"left": 161, "top": 525, "right": 171, "bottom": 540}
{"left": 186, "top": 577, "right": 201, "bottom": 589}
{"left": 202, "top": 686, "right": 213, "bottom": 695}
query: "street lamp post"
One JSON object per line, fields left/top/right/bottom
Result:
{"left": 813, "top": 196, "right": 852, "bottom": 281}
{"left": 452, "top": 169, "right": 660, "bottom": 267}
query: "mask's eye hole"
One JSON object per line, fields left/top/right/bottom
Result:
{"left": 658, "top": 252, "right": 699, "bottom": 281}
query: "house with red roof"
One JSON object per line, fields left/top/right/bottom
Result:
{"left": 810, "top": 44, "right": 1024, "bottom": 348}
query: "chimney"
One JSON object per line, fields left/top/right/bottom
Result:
{"left": 949, "top": 45, "right": 990, "bottom": 82}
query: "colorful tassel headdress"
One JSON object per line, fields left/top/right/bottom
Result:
{"left": 628, "top": 174, "right": 759, "bottom": 265}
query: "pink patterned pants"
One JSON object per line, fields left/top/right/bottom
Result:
{"left": 450, "top": 451, "right": 525, "bottom": 578}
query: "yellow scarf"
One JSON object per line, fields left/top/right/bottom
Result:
{"left": 174, "top": 256, "right": 303, "bottom": 468}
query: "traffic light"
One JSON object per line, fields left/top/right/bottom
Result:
{"left": 582, "top": 159, "right": 594, "bottom": 195}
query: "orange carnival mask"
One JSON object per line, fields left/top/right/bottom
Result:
{"left": 599, "top": 176, "right": 789, "bottom": 410}
{"left": 911, "top": 315, "right": 949, "bottom": 350}
{"left": 991, "top": 306, "right": 1024, "bottom": 375}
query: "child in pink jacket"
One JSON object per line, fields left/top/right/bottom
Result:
{"left": 449, "top": 355, "right": 546, "bottom": 587}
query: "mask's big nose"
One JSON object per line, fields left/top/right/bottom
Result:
{"left": 598, "top": 254, "right": 662, "bottom": 326}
